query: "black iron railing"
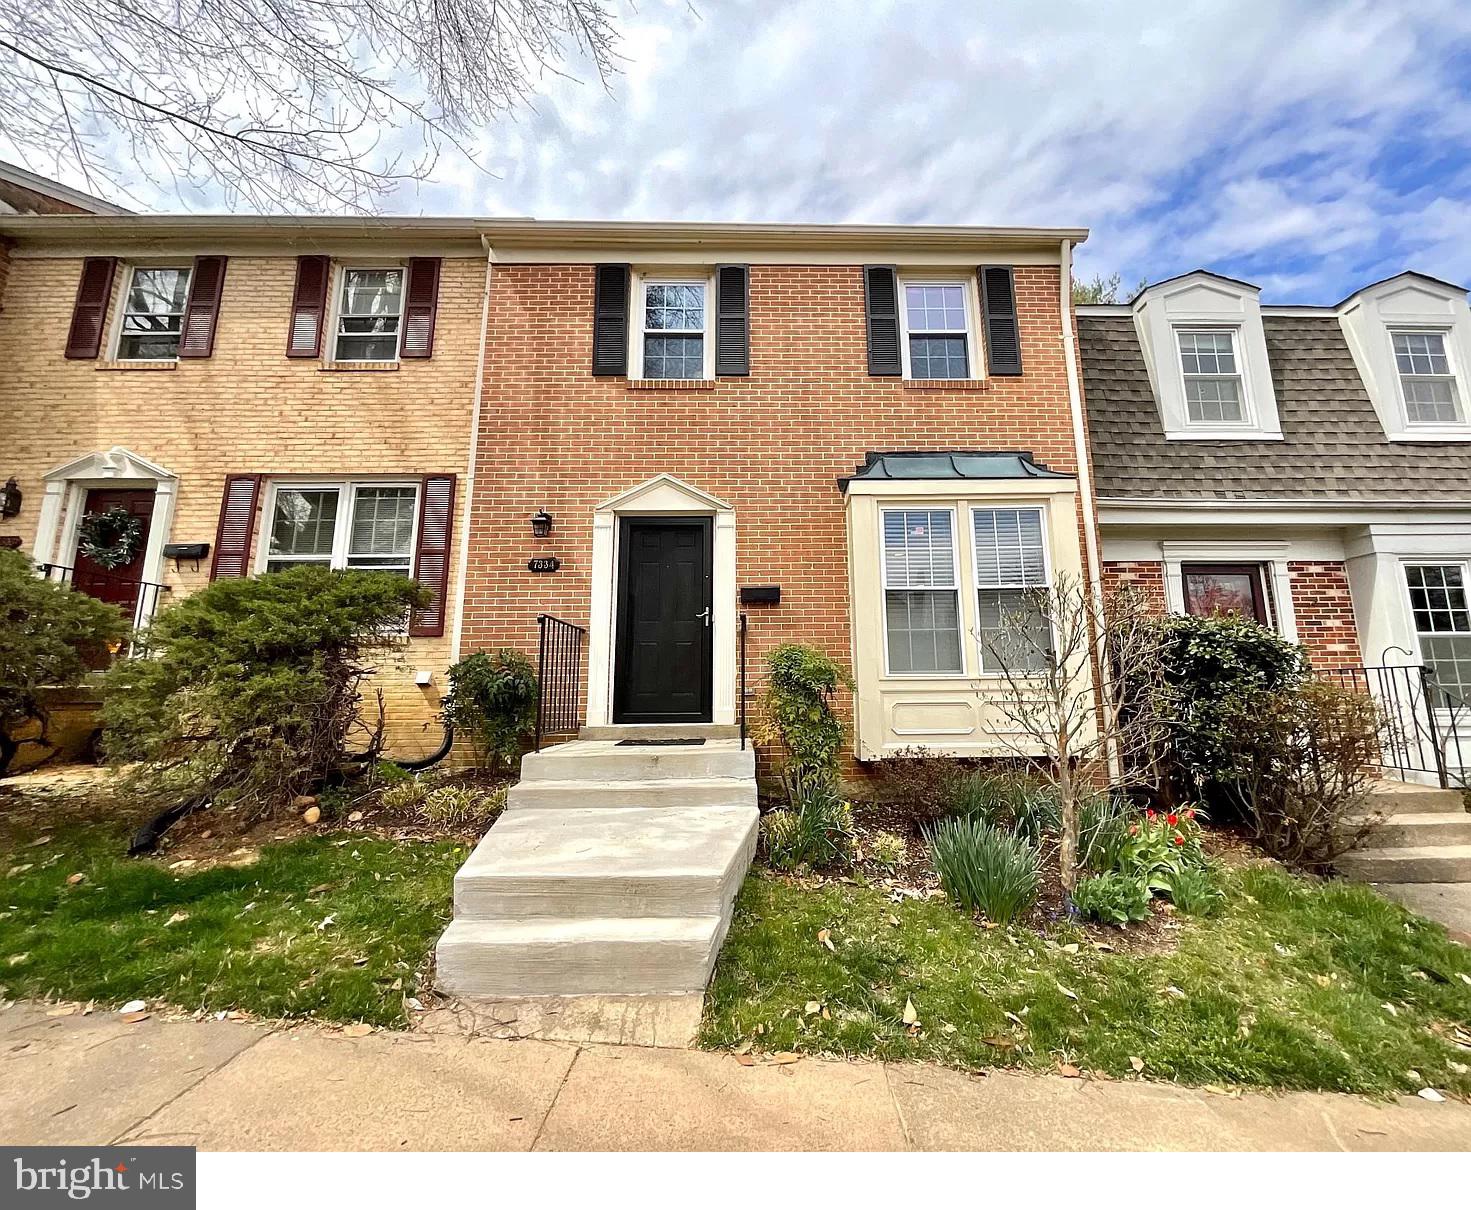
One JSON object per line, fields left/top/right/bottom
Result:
{"left": 1312, "top": 663, "right": 1469, "bottom": 788}
{"left": 37, "top": 563, "right": 172, "bottom": 656}
{"left": 739, "top": 611, "right": 749, "bottom": 750}
{"left": 535, "top": 614, "right": 587, "bottom": 751}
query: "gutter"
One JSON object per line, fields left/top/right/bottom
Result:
{"left": 448, "top": 235, "right": 495, "bottom": 661}
{"left": 1059, "top": 239, "right": 1104, "bottom": 597}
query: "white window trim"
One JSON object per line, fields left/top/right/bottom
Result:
{"left": 897, "top": 275, "right": 984, "bottom": 381}
{"left": 1173, "top": 325, "right": 1256, "bottom": 433}
{"left": 629, "top": 270, "right": 716, "bottom": 381}
{"left": 878, "top": 505, "right": 967, "bottom": 678}
{"left": 1158, "top": 540, "right": 1298, "bottom": 642}
{"left": 109, "top": 262, "right": 193, "bottom": 363}
{"left": 1390, "top": 327, "right": 1466, "bottom": 430}
{"left": 328, "top": 263, "right": 407, "bottom": 364}
{"left": 254, "top": 478, "right": 421, "bottom": 574}
{"left": 970, "top": 504, "right": 1054, "bottom": 674}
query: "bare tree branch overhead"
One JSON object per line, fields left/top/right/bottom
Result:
{"left": 0, "top": 0, "right": 620, "bottom": 211}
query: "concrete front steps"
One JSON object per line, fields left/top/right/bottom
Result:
{"left": 1338, "top": 780, "right": 1471, "bottom": 884}
{"left": 434, "top": 738, "right": 758, "bottom": 1017}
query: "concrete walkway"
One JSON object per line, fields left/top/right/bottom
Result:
{"left": 3, "top": 1002, "right": 1468, "bottom": 1151}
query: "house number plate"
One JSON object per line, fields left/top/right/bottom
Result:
{"left": 528, "top": 556, "right": 562, "bottom": 573}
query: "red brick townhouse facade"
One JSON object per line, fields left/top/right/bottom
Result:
{"left": 1079, "top": 270, "right": 1471, "bottom": 781}
{"left": 0, "top": 213, "right": 1101, "bottom": 771}
{"left": 457, "top": 222, "right": 1101, "bottom": 765}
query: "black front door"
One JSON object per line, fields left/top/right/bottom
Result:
{"left": 614, "top": 518, "right": 713, "bottom": 724}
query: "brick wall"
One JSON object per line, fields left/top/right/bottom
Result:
{"left": 1101, "top": 559, "right": 1167, "bottom": 611}
{"left": 0, "top": 252, "right": 484, "bottom": 754}
{"left": 1287, "top": 560, "right": 1363, "bottom": 669}
{"left": 460, "top": 261, "right": 1087, "bottom": 772}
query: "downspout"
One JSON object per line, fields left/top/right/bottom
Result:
{"left": 1059, "top": 238, "right": 1104, "bottom": 600}
{"left": 448, "top": 235, "right": 496, "bottom": 661}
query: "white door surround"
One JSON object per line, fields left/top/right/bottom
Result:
{"left": 32, "top": 446, "right": 179, "bottom": 588}
{"left": 585, "top": 474, "right": 737, "bottom": 728}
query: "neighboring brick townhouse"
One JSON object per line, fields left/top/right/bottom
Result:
{"left": 1079, "top": 269, "right": 1471, "bottom": 781}
{"left": 0, "top": 213, "right": 486, "bottom": 758}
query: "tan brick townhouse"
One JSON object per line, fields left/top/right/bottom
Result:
{"left": 0, "top": 211, "right": 1103, "bottom": 774}
{"left": 0, "top": 210, "right": 485, "bottom": 758}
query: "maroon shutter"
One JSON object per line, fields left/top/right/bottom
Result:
{"left": 286, "top": 255, "right": 330, "bottom": 358}
{"left": 178, "top": 255, "right": 227, "bottom": 358}
{"left": 64, "top": 257, "right": 117, "bottom": 359}
{"left": 400, "top": 257, "right": 441, "bottom": 358}
{"left": 408, "top": 474, "right": 456, "bottom": 637}
{"left": 210, "top": 474, "right": 263, "bottom": 579}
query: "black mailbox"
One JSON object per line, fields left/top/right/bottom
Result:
{"left": 740, "top": 585, "right": 781, "bottom": 605}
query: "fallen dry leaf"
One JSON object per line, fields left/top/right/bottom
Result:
{"left": 981, "top": 1035, "right": 1017, "bottom": 1050}
{"left": 6, "top": 954, "right": 28, "bottom": 967}
{"left": 46, "top": 1005, "right": 78, "bottom": 1018}
{"left": 887, "top": 914, "right": 900, "bottom": 927}
{"left": 771, "top": 1052, "right": 801, "bottom": 1065}
{"left": 342, "top": 1022, "right": 373, "bottom": 1038}
{"left": 734, "top": 1053, "right": 756, "bottom": 1067}
{"left": 1057, "top": 984, "right": 1078, "bottom": 1001}
{"left": 817, "top": 928, "right": 835, "bottom": 951}
{"left": 120, "top": 1011, "right": 151, "bottom": 1024}
{"left": 164, "top": 912, "right": 189, "bottom": 927}
{"left": 1130, "top": 1055, "right": 1145, "bottom": 1073}
{"left": 1061, "top": 943, "right": 1080, "bottom": 955}
{"left": 1418, "top": 1088, "right": 1445, "bottom": 1103}
{"left": 1057, "top": 1063, "right": 1083, "bottom": 1078}
{"left": 65, "top": 873, "right": 85, "bottom": 886}
{"left": 30, "top": 836, "right": 51, "bottom": 847}
{"left": 804, "top": 1000, "right": 821, "bottom": 1015}
{"left": 119, "top": 1000, "right": 145, "bottom": 1014}
{"left": 902, "top": 998, "right": 919, "bottom": 1026}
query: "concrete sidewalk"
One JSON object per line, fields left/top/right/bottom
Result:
{"left": 3, "top": 1001, "right": 1468, "bottom": 1152}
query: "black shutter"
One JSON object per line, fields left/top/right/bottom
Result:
{"left": 979, "top": 265, "right": 1022, "bottom": 376}
{"left": 863, "top": 265, "right": 901, "bottom": 376}
{"left": 592, "top": 263, "right": 630, "bottom": 376}
{"left": 714, "top": 264, "right": 750, "bottom": 376}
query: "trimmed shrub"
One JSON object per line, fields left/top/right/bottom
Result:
{"left": 1071, "top": 871, "right": 1151, "bottom": 925}
{"left": 440, "top": 649, "right": 537, "bottom": 773}
{"left": 762, "top": 769, "right": 855, "bottom": 872}
{"left": 0, "top": 550, "right": 128, "bottom": 775}
{"left": 757, "top": 644, "right": 852, "bottom": 785}
{"left": 926, "top": 816, "right": 1039, "bottom": 923}
{"left": 101, "top": 566, "right": 426, "bottom": 816}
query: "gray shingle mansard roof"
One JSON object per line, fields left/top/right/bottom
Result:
{"left": 1080, "top": 314, "right": 1471, "bottom": 503}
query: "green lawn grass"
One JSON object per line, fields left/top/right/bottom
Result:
{"left": 1, "top": 817, "right": 464, "bottom": 1026}
{"left": 701, "top": 867, "right": 1471, "bottom": 1096}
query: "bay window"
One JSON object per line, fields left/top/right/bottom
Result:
{"left": 881, "top": 508, "right": 963, "bottom": 673}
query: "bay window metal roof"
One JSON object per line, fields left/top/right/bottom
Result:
{"left": 838, "top": 450, "right": 1072, "bottom": 492}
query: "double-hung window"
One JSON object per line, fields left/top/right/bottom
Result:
{"left": 973, "top": 508, "right": 1051, "bottom": 672}
{"left": 265, "top": 482, "right": 418, "bottom": 575}
{"left": 639, "top": 280, "right": 707, "bottom": 379}
{"left": 335, "top": 268, "right": 404, "bottom": 362}
{"left": 1393, "top": 331, "right": 1463, "bottom": 425}
{"left": 901, "top": 282, "right": 972, "bottom": 379}
{"left": 881, "top": 509, "right": 962, "bottom": 674}
{"left": 1406, "top": 563, "right": 1471, "bottom": 699}
{"left": 117, "top": 266, "right": 192, "bottom": 360}
{"left": 1177, "top": 329, "right": 1246, "bottom": 424}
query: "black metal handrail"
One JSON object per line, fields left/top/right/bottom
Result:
{"left": 535, "top": 614, "right": 587, "bottom": 751}
{"left": 739, "top": 611, "right": 749, "bottom": 750}
{"left": 37, "top": 562, "right": 172, "bottom": 655}
{"left": 1312, "top": 663, "right": 1468, "bottom": 788}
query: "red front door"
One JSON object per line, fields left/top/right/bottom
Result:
{"left": 71, "top": 488, "right": 155, "bottom": 609}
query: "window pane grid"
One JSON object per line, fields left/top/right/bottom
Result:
{"left": 1408, "top": 564, "right": 1471, "bottom": 697}
{"left": 1178, "top": 329, "right": 1246, "bottom": 423}
{"left": 1394, "top": 332, "right": 1462, "bottom": 424}
{"left": 905, "top": 284, "right": 969, "bottom": 379}
{"left": 335, "top": 268, "right": 403, "bottom": 361}
{"left": 641, "top": 282, "right": 706, "bottom": 380}
{"left": 977, "top": 588, "right": 1051, "bottom": 673}
{"left": 118, "top": 267, "right": 191, "bottom": 359}
{"left": 265, "top": 483, "right": 417, "bottom": 576}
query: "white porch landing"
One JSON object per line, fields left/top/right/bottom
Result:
{"left": 434, "top": 739, "right": 758, "bottom": 1031}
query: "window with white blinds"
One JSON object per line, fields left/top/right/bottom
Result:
{"left": 973, "top": 507, "right": 1051, "bottom": 672}
{"left": 881, "top": 509, "right": 963, "bottom": 673}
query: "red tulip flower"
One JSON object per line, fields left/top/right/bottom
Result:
{"left": 1167, "top": 813, "right": 1179, "bottom": 826}
{"left": 1146, "top": 809, "right": 1156, "bottom": 821}
{"left": 1173, "top": 833, "right": 1185, "bottom": 846}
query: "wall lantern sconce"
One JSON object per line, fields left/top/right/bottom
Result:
{"left": 530, "top": 509, "right": 554, "bottom": 539}
{"left": 1, "top": 478, "right": 21, "bottom": 520}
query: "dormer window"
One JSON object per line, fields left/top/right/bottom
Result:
{"left": 1393, "top": 331, "right": 1463, "bottom": 425}
{"left": 1177, "top": 329, "right": 1246, "bottom": 425}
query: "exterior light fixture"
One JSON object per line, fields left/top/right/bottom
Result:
{"left": 1, "top": 477, "right": 20, "bottom": 520}
{"left": 531, "top": 509, "right": 554, "bottom": 539}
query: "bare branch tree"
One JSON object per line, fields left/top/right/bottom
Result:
{"left": 0, "top": 0, "right": 621, "bottom": 211}
{"left": 976, "top": 572, "right": 1169, "bottom": 892}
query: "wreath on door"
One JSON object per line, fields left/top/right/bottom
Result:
{"left": 77, "top": 506, "right": 143, "bottom": 571}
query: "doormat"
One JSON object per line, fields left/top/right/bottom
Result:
{"left": 616, "top": 737, "right": 707, "bottom": 746}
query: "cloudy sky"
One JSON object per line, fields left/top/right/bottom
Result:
{"left": 30, "top": 0, "right": 1471, "bottom": 302}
